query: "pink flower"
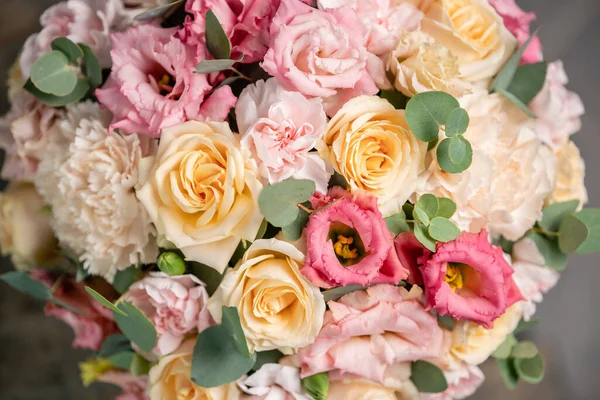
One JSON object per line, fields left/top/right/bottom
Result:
{"left": 235, "top": 78, "right": 331, "bottom": 193}
{"left": 31, "top": 270, "right": 118, "bottom": 351}
{"left": 123, "top": 272, "right": 213, "bottom": 356}
{"left": 98, "top": 371, "right": 149, "bottom": 400}
{"left": 394, "top": 232, "right": 430, "bottom": 286}
{"left": 238, "top": 363, "right": 311, "bottom": 400}
{"left": 488, "top": 0, "right": 542, "bottom": 64}
{"left": 301, "top": 188, "right": 408, "bottom": 289}
{"left": 529, "top": 60, "right": 585, "bottom": 150}
{"left": 298, "top": 285, "right": 447, "bottom": 384}
{"left": 262, "top": 0, "right": 378, "bottom": 116}
{"left": 178, "top": 0, "right": 281, "bottom": 63}
{"left": 419, "top": 230, "right": 523, "bottom": 328}
{"left": 421, "top": 364, "right": 484, "bottom": 400}
{"left": 96, "top": 24, "right": 236, "bottom": 138}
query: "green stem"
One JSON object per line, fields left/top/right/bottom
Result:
{"left": 229, "top": 67, "right": 252, "bottom": 81}
{"left": 534, "top": 227, "right": 560, "bottom": 237}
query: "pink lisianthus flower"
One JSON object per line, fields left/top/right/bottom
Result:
{"left": 298, "top": 285, "right": 448, "bottom": 384}
{"left": 98, "top": 371, "right": 149, "bottom": 400}
{"left": 301, "top": 187, "right": 408, "bottom": 289}
{"left": 123, "top": 272, "right": 213, "bottom": 356}
{"left": 31, "top": 270, "right": 118, "bottom": 351}
{"left": 421, "top": 364, "right": 484, "bottom": 400}
{"left": 235, "top": 78, "right": 332, "bottom": 193}
{"left": 96, "top": 24, "right": 236, "bottom": 138}
{"left": 418, "top": 230, "right": 523, "bottom": 328}
{"left": 262, "top": 0, "right": 378, "bottom": 116}
{"left": 488, "top": 0, "right": 542, "bottom": 64}
{"left": 394, "top": 232, "right": 431, "bottom": 286}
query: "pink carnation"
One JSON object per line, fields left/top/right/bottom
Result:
{"left": 31, "top": 270, "right": 118, "bottom": 351}
{"left": 298, "top": 285, "right": 447, "bottom": 384}
{"left": 418, "top": 230, "right": 523, "bottom": 328}
{"left": 98, "top": 371, "right": 149, "bottom": 400}
{"left": 301, "top": 187, "right": 408, "bottom": 289}
{"left": 123, "top": 272, "right": 213, "bottom": 356}
{"left": 489, "top": 0, "right": 542, "bottom": 64}
{"left": 262, "top": 0, "right": 378, "bottom": 116}
{"left": 96, "top": 24, "right": 236, "bottom": 138}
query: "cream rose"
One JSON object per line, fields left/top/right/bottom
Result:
{"left": 0, "top": 182, "right": 58, "bottom": 271}
{"left": 207, "top": 238, "right": 325, "bottom": 353}
{"left": 547, "top": 140, "right": 588, "bottom": 207}
{"left": 149, "top": 338, "right": 240, "bottom": 400}
{"left": 136, "top": 121, "right": 263, "bottom": 273}
{"left": 317, "top": 96, "right": 427, "bottom": 216}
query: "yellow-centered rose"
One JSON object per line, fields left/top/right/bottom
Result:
{"left": 317, "top": 96, "right": 427, "bottom": 216}
{"left": 136, "top": 121, "right": 263, "bottom": 273}
{"left": 207, "top": 238, "right": 325, "bottom": 353}
{"left": 149, "top": 338, "right": 240, "bottom": 400}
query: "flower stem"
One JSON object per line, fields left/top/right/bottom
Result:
{"left": 230, "top": 67, "right": 252, "bottom": 81}
{"left": 534, "top": 227, "right": 560, "bottom": 237}
{"left": 297, "top": 203, "right": 314, "bottom": 214}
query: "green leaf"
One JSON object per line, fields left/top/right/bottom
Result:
{"left": 437, "top": 136, "right": 473, "bottom": 174}
{"left": 427, "top": 136, "right": 439, "bottom": 151}
{"left": 51, "top": 38, "right": 83, "bottom": 64}
{"left": 437, "top": 314, "right": 454, "bottom": 331}
{"left": 113, "top": 302, "right": 157, "bottom": 353}
{"left": 497, "top": 88, "right": 536, "bottom": 118}
{"left": 558, "top": 215, "right": 589, "bottom": 254}
{"left": 195, "top": 54, "right": 244, "bottom": 74}
{"left": 108, "top": 351, "right": 135, "bottom": 370}
{"left": 302, "top": 373, "right": 329, "bottom": 400}
{"left": 493, "top": 334, "right": 517, "bottom": 359}
{"left": 511, "top": 341, "right": 539, "bottom": 359}
{"left": 255, "top": 219, "right": 269, "bottom": 240}
{"left": 496, "top": 236, "right": 515, "bottom": 255}
{"left": 190, "top": 262, "right": 224, "bottom": 297}
{"left": 76, "top": 265, "right": 89, "bottom": 283}
{"left": 385, "top": 210, "right": 410, "bottom": 235}
{"left": 329, "top": 171, "right": 349, "bottom": 189}
{"left": 322, "top": 285, "right": 365, "bottom": 303}
{"left": 507, "top": 62, "right": 548, "bottom": 105}
{"left": 30, "top": 51, "right": 78, "bottom": 96}
{"left": 85, "top": 287, "right": 126, "bottom": 316}
{"left": 98, "top": 334, "right": 132, "bottom": 358}
{"left": 414, "top": 206, "right": 430, "bottom": 226}
{"left": 428, "top": 217, "right": 461, "bottom": 242}
{"left": 403, "top": 203, "right": 415, "bottom": 220}
{"left": 259, "top": 179, "right": 316, "bottom": 227}
{"left": 514, "top": 318, "right": 539, "bottom": 334}
{"left": 497, "top": 358, "right": 519, "bottom": 390}
{"left": 1, "top": 271, "right": 50, "bottom": 301}
{"left": 574, "top": 208, "right": 600, "bottom": 254}
{"left": 79, "top": 43, "right": 102, "bottom": 88}
{"left": 134, "top": 0, "right": 184, "bottom": 22}
{"left": 405, "top": 91, "right": 459, "bottom": 142}
{"left": 191, "top": 325, "right": 256, "bottom": 387}
{"left": 130, "top": 354, "right": 151, "bottom": 376}
{"left": 113, "top": 266, "right": 141, "bottom": 295}
{"left": 514, "top": 353, "right": 545, "bottom": 384}
{"left": 539, "top": 200, "right": 580, "bottom": 232}
{"left": 491, "top": 30, "right": 540, "bottom": 92}
{"left": 24, "top": 77, "right": 90, "bottom": 107}
{"left": 416, "top": 194, "right": 439, "bottom": 220}
{"left": 437, "top": 197, "right": 457, "bottom": 219}
{"left": 379, "top": 90, "right": 408, "bottom": 109}
{"left": 158, "top": 251, "right": 187, "bottom": 276}
{"left": 205, "top": 9, "right": 231, "bottom": 60}
{"left": 221, "top": 306, "right": 251, "bottom": 358}
{"left": 445, "top": 107, "right": 469, "bottom": 137}
{"left": 414, "top": 222, "right": 436, "bottom": 252}
{"left": 282, "top": 207, "right": 309, "bottom": 241}
{"left": 528, "top": 232, "right": 567, "bottom": 271}
{"left": 252, "top": 350, "right": 284, "bottom": 372}
{"left": 410, "top": 361, "right": 448, "bottom": 393}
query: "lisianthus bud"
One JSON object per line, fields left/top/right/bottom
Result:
{"left": 157, "top": 252, "right": 186, "bottom": 276}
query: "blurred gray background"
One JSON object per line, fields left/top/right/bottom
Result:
{"left": 0, "top": 0, "right": 599, "bottom": 399}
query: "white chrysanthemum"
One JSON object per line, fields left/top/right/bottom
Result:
{"left": 35, "top": 102, "right": 158, "bottom": 281}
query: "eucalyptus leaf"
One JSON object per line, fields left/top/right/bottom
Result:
{"left": 428, "top": 217, "right": 461, "bottom": 243}
{"left": 98, "top": 334, "right": 132, "bottom": 358}
{"left": 113, "top": 302, "right": 157, "bottom": 353}
{"left": 574, "top": 208, "right": 600, "bottom": 254}
{"left": 497, "top": 358, "right": 519, "bottom": 390}
{"left": 437, "top": 136, "right": 473, "bottom": 173}
{"left": 131, "top": 354, "right": 152, "bottom": 376}
{"left": 414, "top": 222, "right": 436, "bottom": 252}
{"left": 493, "top": 334, "right": 517, "bottom": 360}
{"left": 112, "top": 266, "right": 141, "bottom": 295}
{"left": 30, "top": 51, "right": 77, "bottom": 96}
{"left": 414, "top": 206, "right": 430, "bottom": 226}
{"left": 511, "top": 341, "right": 539, "bottom": 359}
{"left": 528, "top": 232, "right": 567, "bottom": 271}
{"left": 258, "top": 179, "right": 316, "bottom": 227}
{"left": 302, "top": 373, "right": 329, "bottom": 400}
{"left": 256, "top": 219, "right": 269, "bottom": 240}
{"left": 205, "top": 9, "right": 231, "bottom": 60}
{"left": 491, "top": 30, "right": 540, "bottom": 92}
{"left": 515, "top": 318, "right": 540, "bottom": 334}
{"left": 79, "top": 43, "right": 102, "bottom": 88}
{"left": 190, "top": 262, "right": 224, "bottom": 297}
{"left": 410, "top": 360, "right": 448, "bottom": 393}
{"left": 558, "top": 215, "right": 589, "bottom": 254}
{"left": 497, "top": 88, "right": 536, "bottom": 118}
{"left": 221, "top": 306, "right": 251, "bottom": 358}
{"left": 506, "top": 62, "right": 548, "bottom": 105}
{"left": 445, "top": 107, "right": 469, "bottom": 137}
{"left": 1, "top": 271, "right": 50, "bottom": 301}
{"left": 322, "top": 284, "right": 365, "bottom": 303}
{"left": 514, "top": 353, "right": 545, "bottom": 384}
{"left": 25, "top": 77, "right": 90, "bottom": 107}
{"left": 252, "top": 350, "right": 284, "bottom": 372}
{"left": 195, "top": 55, "right": 244, "bottom": 74}
{"left": 405, "top": 91, "right": 459, "bottom": 142}
{"left": 282, "top": 207, "right": 309, "bottom": 241}
{"left": 416, "top": 194, "right": 439, "bottom": 220}
{"left": 134, "top": 0, "right": 184, "bottom": 22}
{"left": 385, "top": 210, "right": 411, "bottom": 235}
{"left": 437, "top": 315, "right": 454, "bottom": 331}
{"left": 85, "top": 287, "right": 126, "bottom": 316}
{"left": 51, "top": 37, "right": 83, "bottom": 64}
{"left": 380, "top": 90, "right": 408, "bottom": 109}
{"left": 108, "top": 351, "right": 135, "bottom": 370}
{"left": 539, "top": 200, "right": 580, "bottom": 232}
{"left": 437, "top": 197, "right": 457, "bottom": 219}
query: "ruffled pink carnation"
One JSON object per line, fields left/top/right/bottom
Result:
{"left": 301, "top": 187, "right": 408, "bottom": 289}
{"left": 31, "top": 270, "right": 118, "bottom": 351}
{"left": 123, "top": 272, "right": 213, "bottom": 356}
{"left": 298, "top": 285, "right": 447, "bottom": 384}
{"left": 489, "top": 0, "right": 542, "bottom": 64}
{"left": 98, "top": 371, "right": 149, "bottom": 400}
{"left": 96, "top": 24, "right": 236, "bottom": 138}
{"left": 419, "top": 230, "right": 523, "bottom": 328}
{"left": 262, "top": 0, "right": 378, "bottom": 116}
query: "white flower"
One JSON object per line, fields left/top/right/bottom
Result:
{"left": 548, "top": 140, "right": 588, "bottom": 208}
{"left": 238, "top": 363, "right": 311, "bottom": 400}
{"left": 35, "top": 103, "right": 158, "bottom": 281}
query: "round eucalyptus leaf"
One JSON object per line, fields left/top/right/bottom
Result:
{"left": 410, "top": 360, "right": 448, "bottom": 393}
{"left": 428, "top": 217, "right": 461, "bottom": 243}
{"left": 558, "top": 214, "right": 589, "bottom": 254}
{"left": 445, "top": 107, "right": 469, "bottom": 137}
{"left": 405, "top": 92, "right": 459, "bottom": 142}
{"left": 437, "top": 197, "right": 457, "bottom": 219}
{"left": 30, "top": 50, "right": 78, "bottom": 96}
{"left": 511, "top": 341, "right": 539, "bottom": 359}
{"left": 51, "top": 37, "right": 83, "bottom": 64}
{"left": 416, "top": 194, "right": 439, "bottom": 220}
{"left": 514, "top": 353, "right": 545, "bottom": 384}
{"left": 437, "top": 136, "right": 473, "bottom": 174}
{"left": 258, "top": 179, "right": 316, "bottom": 227}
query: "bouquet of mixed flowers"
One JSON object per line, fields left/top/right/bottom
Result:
{"left": 0, "top": 0, "right": 594, "bottom": 398}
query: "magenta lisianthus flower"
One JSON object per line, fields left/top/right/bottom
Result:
{"left": 394, "top": 232, "right": 430, "bottom": 286}
{"left": 301, "top": 187, "right": 408, "bottom": 289}
{"left": 419, "top": 230, "right": 523, "bottom": 329}
{"left": 96, "top": 24, "right": 236, "bottom": 138}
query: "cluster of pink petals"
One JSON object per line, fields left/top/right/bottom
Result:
{"left": 301, "top": 187, "right": 408, "bottom": 289}
{"left": 31, "top": 270, "right": 118, "bottom": 351}
{"left": 411, "top": 230, "right": 523, "bottom": 329}
{"left": 96, "top": 24, "right": 236, "bottom": 138}
{"left": 123, "top": 272, "right": 213, "bottom": 356}
{"left": 298, "top": 284, "right": 447, "bottom": 384}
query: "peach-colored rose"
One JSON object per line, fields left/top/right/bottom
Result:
{"left": 547, "top": 140, "right": 587, "bottom": 207}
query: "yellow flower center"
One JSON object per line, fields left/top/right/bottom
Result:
{"left": 79, "top": 358, "right": 114, "bottom": 387}
{"left": 157, "top": 73, "right": 177, "bottom": 97}
{"left": 333, "top": 235, "right": 358, "bottom": 260}
{"left": 445, "top": 263, "right": 464, "bottom": 292}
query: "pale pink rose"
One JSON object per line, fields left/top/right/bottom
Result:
{"left": 262, "top": 0, "right": 378, "bottom": 116}
{"left": 98, "top": 371, "right": 149, "bottom": 400}
{"left": 31, "top": 270, "right": 118, "bottom": 351}
{"left": 238, "top": 363, "right": 311, "bottom": 400}
{"left": 236, "top": 78, "right": 331, "bottom": 193}
{"left": 418, "top": 230, "right": 523, "bottom": 329}
{"left": 298, "top": 285, "right": 447, "bottom": 384}
{"left": 488, "top": 0, "right": 542, "bottom": 64}
{"left": 529, "top": 61, "right": 585, "bottom": 150}
{"left": 123, "top": 272, "right": 213, "bottom": 356}
{"left": 178, "top": 0, "right": 282, "bottom": 63}
{"left": 96, "top": 24, "right": 236, "bottom": 138}
{"left": 421, "top": 364, "right": 484, "bottom": 400}
{"left": 301, "top": 188, "right": 408, "bottom": 289}
{"left": 20, "top": 0, "right": 130, "bottom": 77}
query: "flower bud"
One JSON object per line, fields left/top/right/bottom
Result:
{"left": 157, "top": 252, "right": 186, "bottom": 276}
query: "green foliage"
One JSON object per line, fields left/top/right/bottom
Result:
{"left": 410, "top": 360, "right": 448, "bottom": 393}
{"left": 302, "top": 373, "right": 329, "bottom": 400}
{"left": 221, "top": 306, "right": 251, "bottom": 358}
{"left": 414, "top": 205, "right": 431, "bottom": 226}
{"left": 25, "top": 77, "right": 90, "bottom": 107}
{"left": 131, "top": 354, "right": 152, "bottom": 376}
{"left": 79, "top": 43, "right": 102, "bottom": 88}
{"left": 385, "top": 210, "right": 411, "bottom": 235}
{"left": 98, "top": 334, "right": 132, "bottom": 359}
{"left": 528, "top": 232, "right": 567, "bottom": 271}
{"left": 558, "top": 215, "right": 588, "bottom": 254}
{"left": 113, "top": 302, "right": 158, "bottom": 354}
{"left": 511, "top": 341, "right": 539, "bottom": 359}
{"left": 437, "top": 197, "right": 457, "bottom": 219}
{"left": 85, "top": 287, "right": 126, "bottom": 315}
{"left": 539, "top": 200, "right": 580, "bottom": 232}
{"left": 195, "top": 55, "right": 244, "bottom": 74}
{"left": 514, "top": 318, "right": 539, "bottom": 334}
{"left": 497, "top": 89, "right": 536, "bottom": 118}
{"left": 108, "top": 351, "right": 136, "bottom": 370}
{"left": 414, "top": 221, "right": 436, "bottom": 252}
{"left": 428, "top": 217, "right": 461, "bottom": 242}
{"left": 379, "top": 90, "right": 408, "bottom": 109}
{"left": 30, "top": 51, "right": 78, "bottom": 96}
{"left": 514, "top": 353, "right": 545, "bottom": 384}
{"left": 51, "top": 38, "right": 83, "bottom": 64}
{"left": 190, "top": 262, "right": 224, "bottom": 297}
{"left": 497, "top": 358, "right": 519, "bottom": 390}
{"left": 436, "top": 135, "right": 473, "bottom": 173}
{"left": 252, "top": 350, "right": 284, "bottom": 372}
{"left": 205, "top": 9, "right": 231, "bottom": 60}
{"left": 493, "top": 334, "right": 517, "bottom": 359}
{"left": 322, "top": 284, "right": 365, "bottom": 302}
{"left": 258, "top": 179, "right": 316, "bottom": 227}
{"left": 437, "top": 315, "right": 454, "bottom": 331}
{"left": 445, "top": 107, "right": 469, "bottom": 137}
{"left": 491, "top": 31, "right": 540, "bottom": 92}
{"left": 157, "top": 251, "right": 187, "bottom": 276}
{"left": 113, "top": 266, "right": 141, "bottom": 295}
{"left": 573, "top": 208, "right": 600, "bottom": 254}
{"left": 282, "top": 206, "right": 310, "bottom": 241}
{"left": 416, "top": 194, "right": 439, "bottom": 221}
{"left": 405, "top": 91, "right": 459, "bottom": 142}
{"left": 1, "top": 271, "right": 52, "bottom": 301}
{"left": 134, "top": 0, "right": 184, "bottom": 21}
